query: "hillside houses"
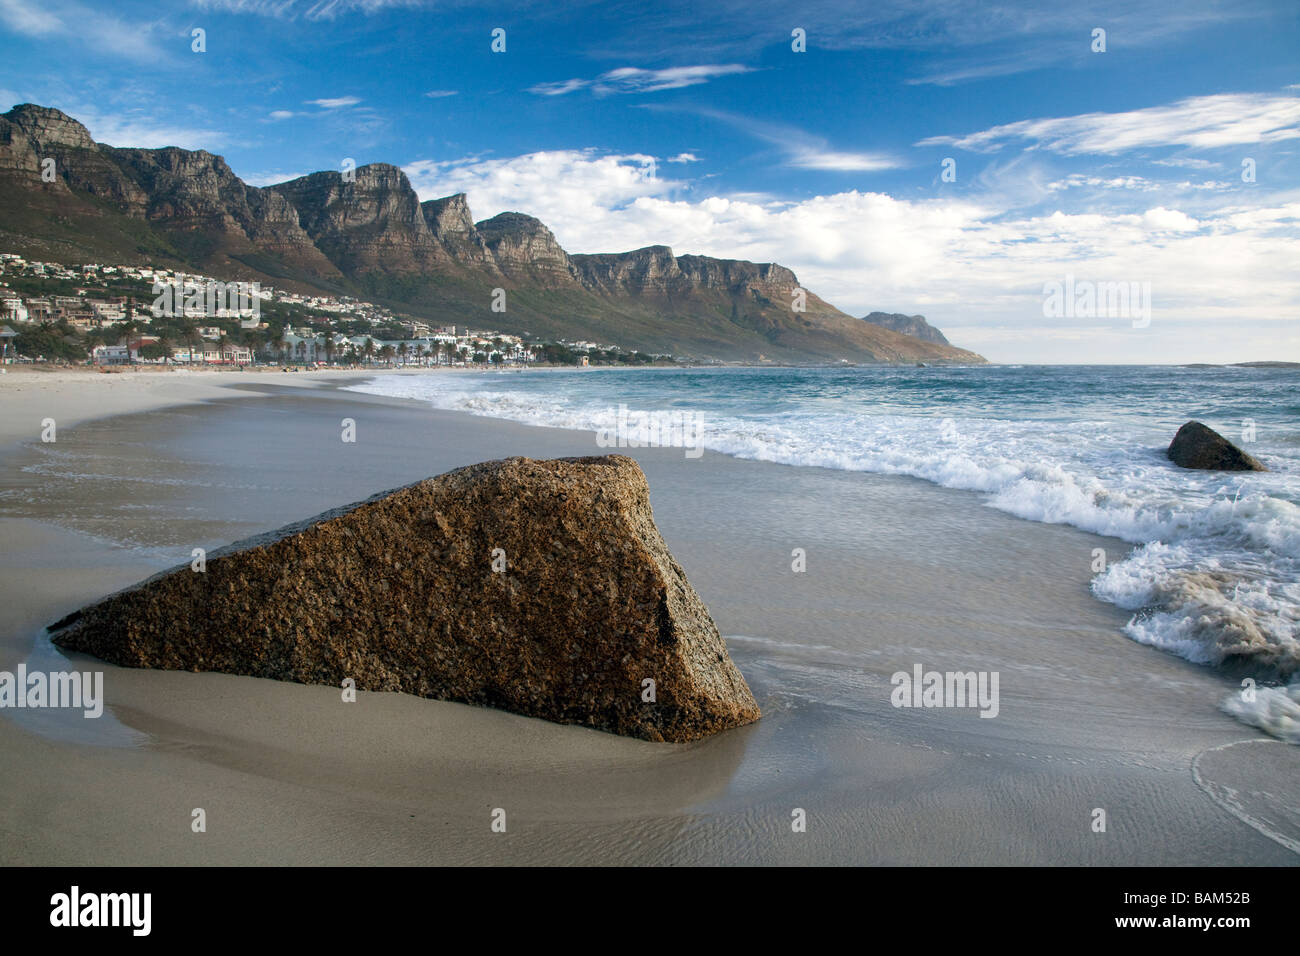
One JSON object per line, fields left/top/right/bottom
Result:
{"left": 1, "top": 251, "right": 644, "bottom": 367}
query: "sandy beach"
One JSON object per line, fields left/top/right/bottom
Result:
{"left": 0, "top": 366, "right": 1296, "bottom": 865}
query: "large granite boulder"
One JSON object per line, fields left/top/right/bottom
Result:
{"left": 1167, "top": 421, "right": 1267, "bottom": 472}
{"left": 49, "top": 456, "right": 760, "bottom": 742}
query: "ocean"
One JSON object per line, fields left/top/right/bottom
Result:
{"left": 345, "top": 364, "right": 1300, "bottom": 742}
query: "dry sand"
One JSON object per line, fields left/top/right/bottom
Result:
{"left": 0, "top": 368, "right": 1296, "bottom": 864}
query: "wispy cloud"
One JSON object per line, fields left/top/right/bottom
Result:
{"left": 74, "top": 107, "right": 226, "bottom": 150}
{"left": 0, "top": 0, "right": 61, "bottom": 34}
{"left": 1152, "top": 157, "right": 1222, "bottom": 170}
{"left": 918, "top": 92, "right": 1300, "bottom": 155}
{"left": 193, "top": 0, "right": 423, "bottom": 20}
{"left": 241, "top": 169, "right": 313, "bottom": 186}
{"left": 529, "top": 64, "right": 752, "bottom": 96}
{"left": 657, "top": 105, "right": 898, "bottom": 172}
{"left": 423, "top": 89, "right": 458, "bottom": 98}
{"left": 667, "top": 152, "right": 699, "bottom": 163}
{"left": 307, "top": 96, "right": 361, "bottom": 109}
{"left": 0, "top": 0, "right": 170, "bottom": 61}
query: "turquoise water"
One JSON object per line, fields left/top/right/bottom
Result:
{"left": 347, "top": 364, "right": 1300, "bottom": 739}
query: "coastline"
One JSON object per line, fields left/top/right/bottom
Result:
{"left": 1, "top": 369, "right": 1296, "bottom": 864}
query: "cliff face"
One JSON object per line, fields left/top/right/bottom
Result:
{"left": 861, "top": 312, "right": 951, "bottom": 346}
{"left": 0, "top": 105, "right": 146, "bottom": 210}
{"left": 268, "top": 164, "right": 448, "bottom": 275}
{"left": 3, "top": 104, "right": 97, "bottom": 151}
{"left": 476, "top": 212, "right": 581, "bottom": 287}
{"left": 0, "top": 106, "right": 338, "bottom": 277}
{"left": 0, "top": 103, "right": 986, "bottom": 364}
{"left": 421, "top": 193, "right": 501, "bottom": 274}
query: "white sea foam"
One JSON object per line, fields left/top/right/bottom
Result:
{"left": 1220, "top": 680, "right": 1300, "bottom": 743}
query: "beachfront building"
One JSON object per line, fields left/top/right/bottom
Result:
{"left": 280, "top": 332, "right": 326, "bottom": 364}
{"left": 24, "top": 298, "right": 52, "bottom": 322}
{"left": 92, "top": 345, "right": 130, "bottom": 365}
{"left": 1, "top": 296, "right": 27, "bottom": 324}
{"left": 168, "top": 341, "right": 253, "bottom": 364}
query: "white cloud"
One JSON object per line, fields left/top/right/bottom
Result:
{"left": 1048, "top": 174, "right": 1160, "bottom": 192}
{"left": 529, "top": 64, "right": 752, "bottom": 96}
{"left": 1152, "top": 157, "right": 1220, "bottom": 170}
{"left": 404, "top": 150, "right": 677, "bottom": 245}
{"left": 1141, "top": 207, "right": 1201, "bottom": 232}
{"left": 919, "top": 92, "right": 1300, "bottom": 155}
{"left": 307, "top": 96, "right": 361, "bottom": 109}
{"left": 423, "top": 90, "right": 458, "bottom": 98}
{"left": 789, "top": 148, "right": 896, "bottom": 172}
{"left": 75, "top": 108, "right": 225, "bottom": 150}
{"left": 268, "top": 110, "right": 295, "bottom": 120}
{"left": 667, "top": 153, "right": 698, "bottom": 163}
{"left": 242, "top": 170, "right": 312, "bottom": 186}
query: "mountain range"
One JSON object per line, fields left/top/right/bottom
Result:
{"left": 0, "top": 104, "right": 984, "bottom": 364}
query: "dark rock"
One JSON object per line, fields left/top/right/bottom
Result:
{"left": 1167, "top": 421, "right": 1267, "bottom": 471}
{"left": 49, "top": 456, "right": 761, "bottom": 742}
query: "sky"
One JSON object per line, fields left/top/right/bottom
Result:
{"left": 0, "top": 0, "right": 1297, "bottom": 363}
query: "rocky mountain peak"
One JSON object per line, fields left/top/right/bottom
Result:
{"left": 2, "top": 104, "right": 96, "bottom": 150}
{"left": 422, "top": 193, "right": 475, "bottom": 237}
{"left": 475, "top": 212, "right": 577, "bottom": 285}
{"left": 861, "top": 311, "right": 951, "bottom": 346}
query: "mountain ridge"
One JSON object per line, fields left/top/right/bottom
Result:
{"left": 0, "top": 103, "right": 984, "bottom": 364}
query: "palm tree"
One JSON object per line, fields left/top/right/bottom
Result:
{"left": 397, "top": 342, "right": 408, "bottom": 366}
{"left": 244, "top": 330, "right": 264, "bottom": 364}
{"left": 323, "top": 332, "right": 335, "bottom": 366}
{"left": 269, "top": 328, "right": 286, "bottom": 364}
{"left": 379, "top": 344, "right": 395, "bottom": 365}
{"left": 363, "top": 339, "right": 375, "bottom": 366}
{"left": 119, "top": 319, "right": 138, "bottom": 364}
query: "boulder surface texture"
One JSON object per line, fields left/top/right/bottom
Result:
{"left": 50, "top": 455, "right": 761, "bottom": 742}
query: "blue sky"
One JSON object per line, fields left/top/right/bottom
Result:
{"left": 1, "top": 0, "right": 1297, "bottom": 363}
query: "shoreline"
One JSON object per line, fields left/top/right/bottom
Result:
{"left": 1, "top": 368, "right": 1296, "bottom": 864}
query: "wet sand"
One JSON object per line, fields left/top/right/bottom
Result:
{"left": 0, "top": 373, "right": 1296, "bottom": 864}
